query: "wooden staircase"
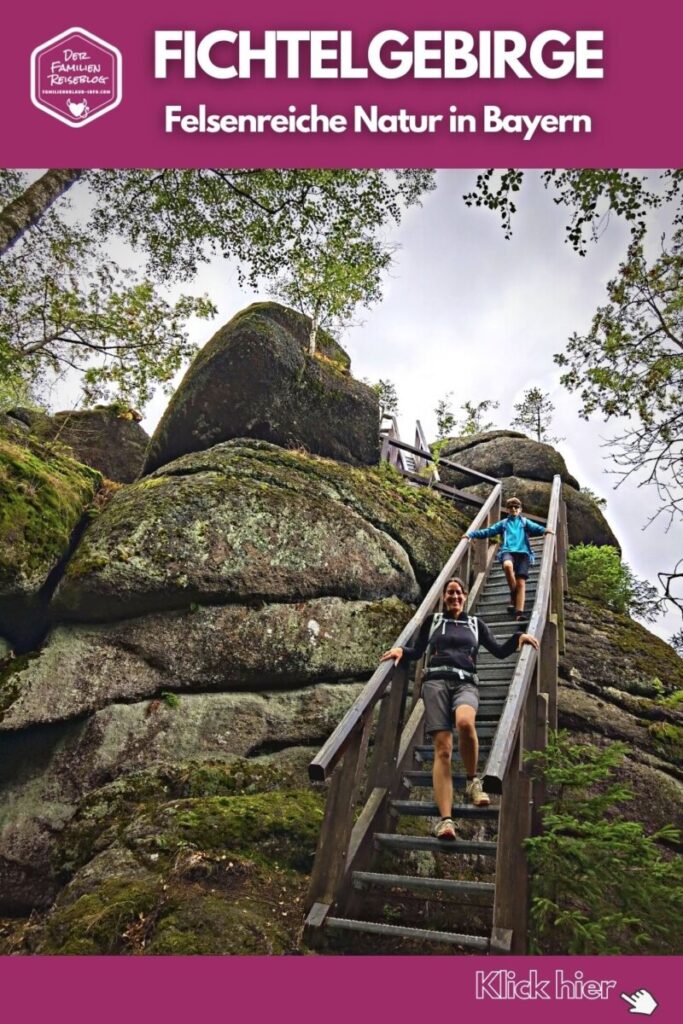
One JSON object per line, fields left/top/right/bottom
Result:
{"left": 304, "top": 475, "right": 568, "bottom": 955}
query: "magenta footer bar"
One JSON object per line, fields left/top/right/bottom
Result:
{"left": 0, "top": 955, "right": 677, "bottom": 1023}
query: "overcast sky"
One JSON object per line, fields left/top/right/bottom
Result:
{"left": 48, "top": 169, "right": 682, "bottom": 644}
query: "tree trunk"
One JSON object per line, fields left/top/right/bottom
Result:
{"left": 0, "top": 169, "right": 83, "bottom": 256}
{"left": 309, "top": 317, "right": 319, "bottom": 356}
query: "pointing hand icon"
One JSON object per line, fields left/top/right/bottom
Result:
{"left": 621, "top": 990, "right": 658, "bottom": 1016}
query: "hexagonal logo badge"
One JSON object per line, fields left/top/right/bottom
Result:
{"left": 31, "top": 27, "right": 122, "bottom": 128}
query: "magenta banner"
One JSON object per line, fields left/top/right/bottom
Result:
{"left": 0, "top": 0, "right": 681, "bottom": 166}
{"left": 0, "top": 955, "right": 678, "bottom": 1022}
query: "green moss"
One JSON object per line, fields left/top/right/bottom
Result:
{"left": 659, "top": 689, "right": 683, "bottom": 711}
{"left": 648, "top": 722, "right": 683, "bottom": 765}
{"left": 568, "top": 596, "right": 683, "bottom": 695}
{"left": 57, "top": 759, "right": 317, "bottom": 878}
{"left": 36, "top": 878, "right": 162, "bottom": 954}
{"left": 146, "top": 890, "right": 294, "bottom": 955}
{"left": 152, "top": 440, "right": 469, "bottom": 589}
{"left": 0, "top": 436, "right": 101, "bottom": 588}
{"left": 0, "top": 652, "right": 38, "bottom": 718}
{"left": 149, "top": 789, "right": 324, "bottom": 872}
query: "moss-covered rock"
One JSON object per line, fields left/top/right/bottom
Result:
{"left": 439, "top": 432, "right": 580, "bottom": 489}
{"left": 0, "top": 434, "right": 101, "bottom": 645}
{"left": 0, "top": 595, "right": 411, "bottom": 729}
{"left": 53, "top": 440, "right": 468, "bottom": 624}
{"left": 133, "top": 789, "right": 323, "bottom": 872}
{"left": 562, "top": 596, "right": 683, "bottom": 696}
{"left": 648, "top": 722, "right": 683, "bottom": 767}
{"left": 53, "top": 446, "right": 421, "bottom": 622}
{"left": 0, "top": 685, "right": 361, "bottom": 911}
{"left": 8, "top": 405, "right": 150, "bottom": 484}
{"left": 19, "top": 757, "right": 319, "bottom": 955}
{"left": 143, "top": 302, "right": 378, "bottom": 473}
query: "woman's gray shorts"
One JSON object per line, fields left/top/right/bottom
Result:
{"left": 422, "top": 677, "right": 479, "bottom": 734}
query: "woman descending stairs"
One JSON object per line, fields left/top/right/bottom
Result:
{"left": 304, "top": 479, "right": 567, "bottom": 955}
{"left": 320, "top": 542, "right": 542, "bottom": 952}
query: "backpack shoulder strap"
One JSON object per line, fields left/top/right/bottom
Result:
{"left": 429, "top": 612, "right": 444, "bottom": 640}
{"left": 468, "top": 615, "right": 479, "bottom": 644}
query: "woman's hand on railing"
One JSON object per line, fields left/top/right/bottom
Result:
{"left": 380, "top": 647, "right": 404, "bottom": 664}
{"left": 517, "top": 633, "right": 540, "bottom": 651}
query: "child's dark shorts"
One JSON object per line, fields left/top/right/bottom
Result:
{"left": 423, "top": 676, "right": 479, "bottom": 734}
{"left": 500, "top": 551, "right": 530, "bottom": 579}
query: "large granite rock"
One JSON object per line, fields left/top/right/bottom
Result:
{"left": 143, "top": 303, "right": 379, "bottom": 473}
{"left": 0, "top": 596, "right": 411, "bottom": 729}
{"left": 558, "top": 594, "right": 683, "bottom": 838}
{"left": 0, "top": 438, "right": 470, "bottom": 912}
{"left": 7, "top": 406, "right": 149, "bottom": 483}
{"left": 52, "top": 441, "right": 469, "bottom": 623}
{"left": 0, "top": 684, "right": 362, "bottom": 911}
{"left": 439, "top": 432, "right": 580, "bottom": 489}
{"left": 437, "top": 431, "right": 617, "bottom": 548}
{"left": 0, "top": 434, "right": 101, "bottom": 648}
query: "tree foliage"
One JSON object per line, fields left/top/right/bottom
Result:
{"left": 434, "top": 394, "right": 499, "bottom": 440}
{"left": 525, "top": 732, "right": 682, "bottom": 955}
{"left": 370, "top": 378, "right": 399, "bottom": 417}
{"left": 555, "top": 230, "right": 683, "bottom": 532}
{"left": 88, "top": 169, "right": 433, "bottom": 285}
{"left": 434, "top": 392, "right": 456, "bottom": 439}
{"left": 464, "top": 169, "right": 683, "bottom": 254}
{"left": 0, "top": 173, "right": 216, "bottom": 408}
{"left": 511, "top": 386, "right": 561, "bottom": 443}
{"left": 567, "top": 544, "right": 664, "bottom": 623}
{"left": 464, "top": 169, "right": 683, "bottom": 614}
{"left": 457, "top": 398, "right": 499, "bottom": 436}
{"left": 272, "top": 231, "right": 392, "bottom": 354}
{"left": 1, "top": 169, "right": 434, "bottom": 403}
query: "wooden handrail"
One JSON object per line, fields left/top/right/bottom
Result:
{"left": 308, "top": 481, "right": 503, "bottom": 782}
{"left": 385, "top": 437, "right": 499, "bottom": 486}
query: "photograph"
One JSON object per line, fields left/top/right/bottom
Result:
{"left": 1, "top": 167, "right": 681, "bottom": 961}
{"left": 0, "top": 1, "right": 682, "bottom": 1020}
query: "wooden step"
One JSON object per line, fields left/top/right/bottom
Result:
{"left": 415, "top": 746, "right": 490, "bottom": 764}
{"left": 374, "top": 833, "right": 497, "bottom": 856}
{"left": 390, "top": 800, "right": 498, "bottom": 818}
{"left": 476, "top": 700, "right": 505, "bottom": 716}
{"left": 325, "top": 916, "right": 489, "bottom": 950}
{"left": 403, "top": 770, "right": 468, "bottom": 787}
{"left": 473, "top": 686, "right": 510, "bottom": 699}
{"left": 352, "top": 871, "right": 496, "bottom": 901}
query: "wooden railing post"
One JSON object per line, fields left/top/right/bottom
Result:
{"left": 306, "top": 716, "right": 372, "bottom": 917}
{"left": 556, "top": 499, "right": 568, "bottom": 652}
{"left": 539, "top": 617, "right": 559, "bottom": 731}
{"left": 366, "top": 661, "right": 409, "bottom": 792}
{"left": 491, "top": 729, "right": 533, "bottom": 954}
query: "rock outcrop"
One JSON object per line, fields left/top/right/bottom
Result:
{"left": 0, "top": 310, "right": 679, "bottom": 955}
{"left": 559, "top": 596, "right": 683, "bottom": 839}
{"left": 6, "top": 406, "right": 149, "bottom": 484}
{"left": 438, "top": 431, "right": 619, "bottom": 548}
{"left": 143, "top": 303, "right": 380, "bottom": 473}
{"left": 0, "top": 438, "right": 468, "bottom": 912}
{"left": 0, "top": 434, "right": 101, "bottom": 649}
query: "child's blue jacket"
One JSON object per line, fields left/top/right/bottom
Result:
{"left": 467, "top": 516, "right": 546, "bottom": 563}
